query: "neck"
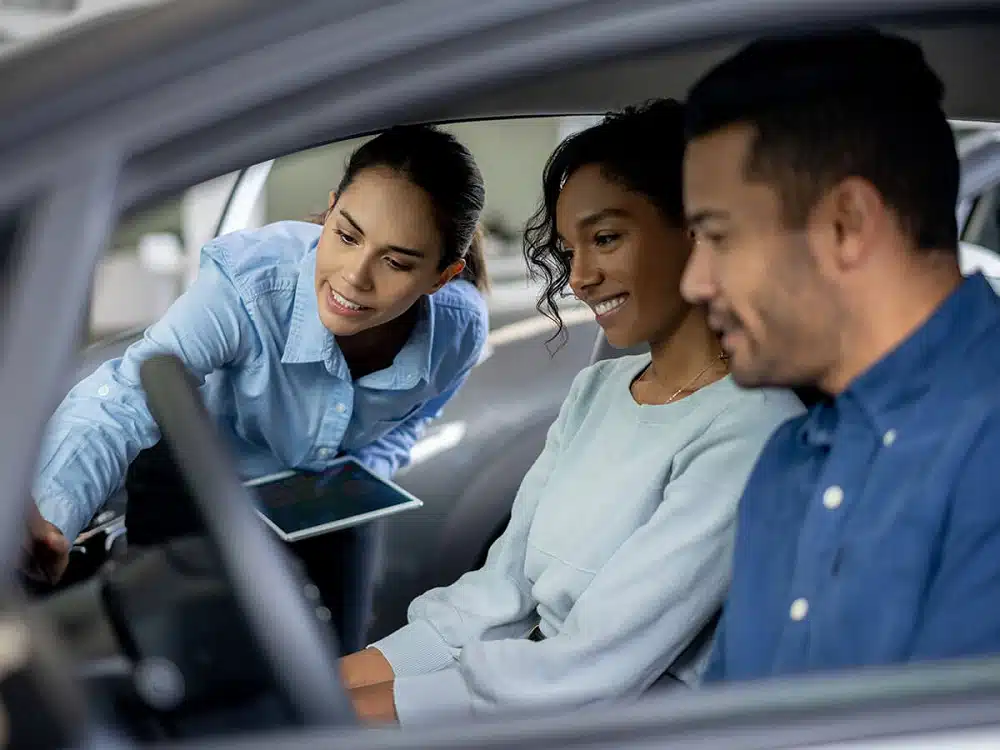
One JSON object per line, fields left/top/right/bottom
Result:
{"left": 819, "top": 255, "right": 963, "bottom": 394}
{"left": 336, "top": 303, "right": 419, "bottom": 379}
{"left": 646, "top": 306, "right": 725, "bottom": 390}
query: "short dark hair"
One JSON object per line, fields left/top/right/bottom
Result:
{"left": 685, "top": 28, "right": 959, "bottom": 251}
{"left": 523, "top": 99, "right": 687, "bottom": 345}
{"left": 316, "top": 124, "right": 489, "bottom": 291}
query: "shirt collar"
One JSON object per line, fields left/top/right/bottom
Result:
{"left": 357, "top": 294, "right": 435, "bottom": 390}
{"left": 800, "top": 272, "right": 1000, "bottom": 443}
{"left": 282, "top": 244, "right": 350, "bottom": 376}
{"left": 282, "top": 243, "right": 436, "bottom": 388}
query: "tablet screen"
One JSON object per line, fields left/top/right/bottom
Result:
{"left": 247, "top": 459, "right": 422, "bottom": 541}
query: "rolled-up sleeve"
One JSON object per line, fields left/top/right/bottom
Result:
{"left": 33, "top": 251, "right": 257, "bottom": 540}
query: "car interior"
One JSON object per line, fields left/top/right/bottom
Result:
{"left": 5, "top": 2, "right": 1000, "bottom": 749}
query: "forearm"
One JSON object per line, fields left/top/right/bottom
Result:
{"left": 34, "top": 379, "right": 160, "bottom": 539}
{"left": 351, "top": 415, "right": 432, "bottom": 479}
{"left": 35, "top": 258, "right": 255, "bottom": 539}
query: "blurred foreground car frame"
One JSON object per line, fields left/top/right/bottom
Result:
{"left": 5, "top": 0, "right": 1000, "bottom": 748}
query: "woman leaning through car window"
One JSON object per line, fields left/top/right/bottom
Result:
{"left": 339, "top": 100, "right": 805, "bottom": 725}
{"left": 23, "top": 126, "right": 490, "bottom": 640}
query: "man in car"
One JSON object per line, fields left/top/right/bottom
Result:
{"left": 680, "top": 27, "right": 1000, "bottom": 681}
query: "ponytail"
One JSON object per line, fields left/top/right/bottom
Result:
{"left": 458, "top": 225, "right": 490, "bottom": 293}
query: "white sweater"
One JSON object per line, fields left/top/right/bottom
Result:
{"left": 372, "top": 354, "right": 804, "bottom": 724}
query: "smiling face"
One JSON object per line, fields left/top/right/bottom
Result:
{"left": 314, "top": 166, "right": 461, "bottom": 337}
{"left": 681, "top": 123, "right": 845, "bottom": 388}
{"left": 556, "top": 164, "right": 693, "bottom": 349}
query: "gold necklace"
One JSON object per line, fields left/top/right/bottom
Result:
{"left": 663, "top": 352, "right": 728, "bottom": 405}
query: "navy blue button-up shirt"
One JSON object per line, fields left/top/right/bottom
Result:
{"left": 705, "top": 272, "right": 1000, "bottom": 682}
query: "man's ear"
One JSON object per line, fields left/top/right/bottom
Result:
{"left": 828, "top": 177, "right": 883, "bottom": 271}
{"left": 430, "top": 260, "right": 466, "bottom": 292}
{"left": 328, "top": 190, "right": 337, "bottom": 210}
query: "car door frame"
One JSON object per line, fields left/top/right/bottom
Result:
{"left": 5, "top": 1, "right": 1000, "bottom": 748}
{"left": 174, "top": 655, "right": 1000, "bottom": 750}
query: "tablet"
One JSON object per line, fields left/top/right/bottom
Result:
{"left": 244, "top": 457, "right": 423, "bottom": 543}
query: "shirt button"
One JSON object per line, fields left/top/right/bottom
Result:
{"left": 883, "top": 429, "right": 897, "bottom": 447}
{"left": 97, "top": 384, "right": 110, "bottom": 397}
{"left": 318, "top": 447, "right": 331, "bottom": 458}
{"left": 335, "top": 402, "right": 347, "bottom": 414}
{"left": 790, "top": 598, "right": 809, "bottom": 621}
{"left": 822, "top": 485, "right": 843, "bottom": 510}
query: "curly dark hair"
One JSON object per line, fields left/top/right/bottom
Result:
{"left": 523, "top": 99, "right": 687, "bottom": 348}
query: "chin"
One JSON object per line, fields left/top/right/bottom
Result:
{"left": 318, "top": 309, "right": 368, "bottom": 337}
{"left": 727, "top": 357, "right": 788, "bottom": 390}
{"left": 601, "top": 327, "right": 642, "bottom": 351}
{"left": 727, "top": 366, "right": 764, "bottom": 388}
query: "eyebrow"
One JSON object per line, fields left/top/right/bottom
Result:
{"left": 686, "top": 209, "right": 731, "bottom": 228}
{"left": 338, "top": 208, "right": 426, "bottom": 259}
{"left": 556, "top": 207, "right": 631, "bottom": 243}
{"left": 577, "top": 207, "right": 630, "bottom": 229}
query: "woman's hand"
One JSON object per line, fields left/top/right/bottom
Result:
{"left": 349, "top": 681, "right": 398, "bottom": 724}
{"left": 340, "top": 648, "right": 399, "bottom": 724}
{"left": 339, "top": 647, "right": 395, "bottom": 690}
{"left": 21, "top": 503, "right": 70, "bottom": 585}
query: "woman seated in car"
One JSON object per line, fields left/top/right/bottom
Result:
{"left": 340, "top": 100, "right": 805, "bottom": 725}
{"left": 24, "top": 126, "right": 490, "bottom": 618}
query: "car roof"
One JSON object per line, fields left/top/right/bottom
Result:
{"left": 3, "top": 2, "right": 1000, "bottom": 214}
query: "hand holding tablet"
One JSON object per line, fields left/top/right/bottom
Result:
{"left": 244, "top": 457, "right": 423, "bottom": 543}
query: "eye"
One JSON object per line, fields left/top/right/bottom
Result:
{"left": 336, "top": 230, "right": 359, "bottom": 246}
{"left": 692, "top": 228, "right": 727, "bottom": 249}
{"left": 555, "top": 242, "right": 574, "bottom": 263}
{"left": 384, "top": 256, "right": 413, "bottom": 272}
{"left": 594, "top": 231, "right": 621, "bottom": 249}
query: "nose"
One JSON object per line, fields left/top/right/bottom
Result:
{"left": 568, "top": 249, "right": 602, "bottom": 299}
{"left": 341, "top": 251, "right": 375, "bottom": 292}
{"left": 680, "top": 238, "right": 715, "bottom": 306}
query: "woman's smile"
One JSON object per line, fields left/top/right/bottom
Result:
{"left": 324, "top": 282, "right": 374, "bottom": 318}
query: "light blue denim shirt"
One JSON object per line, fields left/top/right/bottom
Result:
{"left": 34, "top": 221, "right": 488, "bottom": 540}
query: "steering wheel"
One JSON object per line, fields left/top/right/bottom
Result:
{"left": 138, "top": 354, "right": 354, "bottom": 727}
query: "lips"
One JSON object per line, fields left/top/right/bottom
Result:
{"left": 590, "top": 293, "right": 629, "bottom": 320}
{"left": 713, "top": 320, "right": 743, "bottom": 354}
{"left": 325, "top": 283, "right": 372, "bottom": 317}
